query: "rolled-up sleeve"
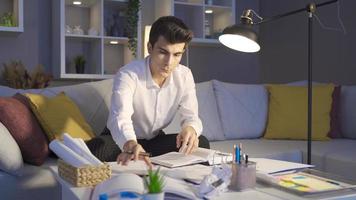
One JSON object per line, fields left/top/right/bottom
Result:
{"left": 178, "top": 70, "right": 203, "bottom": 136}
{"left": 107, "top": 70, "right": 137, "bottom": 150}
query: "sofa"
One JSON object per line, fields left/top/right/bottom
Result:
{"left": 1, "top": 78, "right": 356, "bottom": 200}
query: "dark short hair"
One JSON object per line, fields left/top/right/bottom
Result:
{"left": 149, "top": 16, "right": 193, "bottom": 48}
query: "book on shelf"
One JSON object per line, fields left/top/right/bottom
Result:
{"left": 91, "top": 173, "right": 198, "bottom": 200}
{"left": 150, "top": 147, "right": 232, "bottom": 168}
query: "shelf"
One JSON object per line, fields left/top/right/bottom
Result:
{"left": 53, "top": 0, "right": 138, "bottom": 79}
{"left": 175, "top": 4, "right": 204, "bottom": 38}
{"left": 65, "top": 34, "right": 102, "bottom": 39}
{"left": 104, "top": 0, "right": 128, "bottom": 37}
{"left": 191, "top": 38, "right": 221, "bottom": 45}
{"left": 65, "top": 37, "right": 102, "bottom": 75}
{"left": 65, "top": 0, "right": 101, "bottom": 37}
{"left": 204, "top": 0, "right": 232, "bottom": 7}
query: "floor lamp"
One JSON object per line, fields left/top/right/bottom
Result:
{"left": 219, "top": 0, "right": 339, "bottom": 165}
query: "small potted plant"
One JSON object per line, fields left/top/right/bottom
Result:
{"left": 74, "top": 55, "right": 86, "bottom": 74}
{"left": 143, "top": 168, "right": 165, "bottom": 200}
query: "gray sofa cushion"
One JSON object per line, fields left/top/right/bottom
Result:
{"left": 340, "top": 86, "right": 356, "bottom": 139}
{"left": 213, "top": 80, "right": 268, "bottom": 139}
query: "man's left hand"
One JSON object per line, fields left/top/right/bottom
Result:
{"left": 176, "top": 126, "right": 199, "bottom": 155}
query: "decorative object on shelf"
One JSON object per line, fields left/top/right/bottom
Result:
{"left": 88, "top": 27, "right": 98, "bottom": 36}
{"left": 73, "top": 25, "right": 84, "bottom": 35}
{"left": 0, "top": 12, "right": 14, "bottom": 27}
{"left": 1, "top": 60, "right": 52, "bottom": 89}
{"left": 143, "top": 168, "right": 165, "bottom": 200}
{"left": 65, "top": 25, "right": 73, "bottom": 34}
{"left": 206, "top": 0, "right": 213, "bottom": 5}
{"left": 110, "top": 11, "right": 126, "bottom": 37}
{"left": 74, "top": 55, "right": 86, "bottom": 74}
{"left": 126, "top": 0, "right": 141, "bottom": 58}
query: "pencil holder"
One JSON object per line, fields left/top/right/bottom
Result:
{"left": 229, "top": 161, "right": 256, "bottom": 191}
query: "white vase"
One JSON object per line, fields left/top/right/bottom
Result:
{"left": 143, "top": 192, "right": 164, "bottom": 200}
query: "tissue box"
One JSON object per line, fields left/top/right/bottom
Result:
{"left": 58, "top": 159, "right": 111, "bottom": 187}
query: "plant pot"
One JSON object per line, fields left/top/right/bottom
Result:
{"left": 75, "top": 64, "right": 85, "bottom": 74}
{"left": 143, "top": 192, "right": 164, "bottom": 200}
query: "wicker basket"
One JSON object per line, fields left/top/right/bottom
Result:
{"left": 57, "top": 159, "right": 111, "bottom": 187}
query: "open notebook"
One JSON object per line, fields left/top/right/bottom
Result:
{"left": 91, "top": 173, "right": 198, "bottom": 200}
{"left": 150, "top": 147, "right": 232, "bottom": 168}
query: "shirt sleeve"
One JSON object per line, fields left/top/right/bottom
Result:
{"left": 107, "top": 70, "right": 137, "bottom": 150}
{"left": 178, "top": 69, "right": 203, "bottom": 136}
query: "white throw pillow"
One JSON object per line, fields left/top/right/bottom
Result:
{"left": 340, "top": 86, "right": 356, "bottom": 139}
{"left": 0, "top": 122, "right": 23, "bottom": 176}
{"left": 164, "top": 81, "right": 225, "bottom": 141}
{"left": 213, "top": 80, "right": 268, "bottom": 139}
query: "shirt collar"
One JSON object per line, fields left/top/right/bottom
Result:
{"left": 145, "top": 56, "right": 173, "bottom": 89}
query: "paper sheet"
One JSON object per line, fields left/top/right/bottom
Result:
{"left": 250, "top": 158, "right": 314, "bottom": 174}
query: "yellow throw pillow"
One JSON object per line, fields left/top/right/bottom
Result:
{"left": 24, "top": 92, "right": 95, "bottom": 141}
{"left": 264, "top": 84, "right": 334, "bottom": 141}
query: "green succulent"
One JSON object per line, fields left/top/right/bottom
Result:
{"left": 144, "top": 168, "right": 165, "bottom": 194}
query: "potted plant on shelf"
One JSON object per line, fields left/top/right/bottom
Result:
{"left": 143, "top": 168, "right": 165, "bottom": 200}
{"left": 74, "top": 55, "right": 86, "bottom": 74}
{"left": 0, "top": 12, "right": 14, "bottom": 27}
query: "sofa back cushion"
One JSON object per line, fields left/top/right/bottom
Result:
{"left": 264, "top": 84, "right": 334, "bottom": 140}
{"left": 164, "top": 81, "right": 225, "bottom": 141}
{"left": 340, "top": 86, "right": 356, "bottom": 139}
{"left": 213, "top": 80, "right": 268, "bottom": 139}
{"left": 287, "top": 80, "right": 342, "bottom": 138}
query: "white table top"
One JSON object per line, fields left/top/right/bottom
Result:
{"left": 49, "top": 163, "right": 356, "bottom": 200}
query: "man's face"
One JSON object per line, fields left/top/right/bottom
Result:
{"left": 148, "top": 36, "right": 185, "bottom": 80}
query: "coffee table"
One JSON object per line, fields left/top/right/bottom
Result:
{"left": 49, "top": 165, "right": 356, "bottom": 200}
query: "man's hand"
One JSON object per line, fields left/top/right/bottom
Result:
{"left": 117, "top": 140, "right": 152, "bottom": 167}
{"left": 176, "top": 126, "right": 199, "bottom": 155}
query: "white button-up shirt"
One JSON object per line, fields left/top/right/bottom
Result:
{"left": 107, "top": 57, "right": 202, "bottom": 149}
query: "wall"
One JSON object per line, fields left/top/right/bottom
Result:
{"left": 259, "top": 0, "right": 356, "bottom": 84}
{"left": 0, "top": 0, "right": 52, "bottom": 84}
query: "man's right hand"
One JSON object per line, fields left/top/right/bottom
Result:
{"left": 117, "top": 140, "right": 152, "bottom": 167}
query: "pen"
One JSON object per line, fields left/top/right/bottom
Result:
{"left": 234, "top": 144, "right": 240, "bottom": 163}
{"left": 239, "top": 143, "right": 242, "bottom": 164}
{"left": 124, "top": 151, "right": 151, "bottom": 157}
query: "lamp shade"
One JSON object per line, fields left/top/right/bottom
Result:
{"left": 219, "top": 24, "right": 260, "bottom": 53}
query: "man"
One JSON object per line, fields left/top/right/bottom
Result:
{"left": 106, "top": 16, "right": 209, "bottom": 166}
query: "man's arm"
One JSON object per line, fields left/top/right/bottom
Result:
{"left": 107, "top": 70, "right": 137, "bottom": 150}
{"left": 176, "top": 69, "right": 203, "bottom": 154}
{"left": 107, "top": 70, "right": 152, "bottom": 166}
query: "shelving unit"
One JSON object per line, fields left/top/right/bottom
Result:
{"left": 0, "top": 0, "right": 23, "bottom": 32}
{"left": 148, "top": 0, "right": 235, "bottom": 44}
{"left": 52, "top": 0, "right": 139, "bottom": 79}
{"left": 52, "top": 0, "right": 233, "bottom": 80}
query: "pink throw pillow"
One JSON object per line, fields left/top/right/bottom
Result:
{"left": 0, "top": 94, "right": 49, "bottom": 165}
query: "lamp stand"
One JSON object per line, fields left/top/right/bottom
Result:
{"left": 307, "top": 4, "right": 315, "bottom": 165}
